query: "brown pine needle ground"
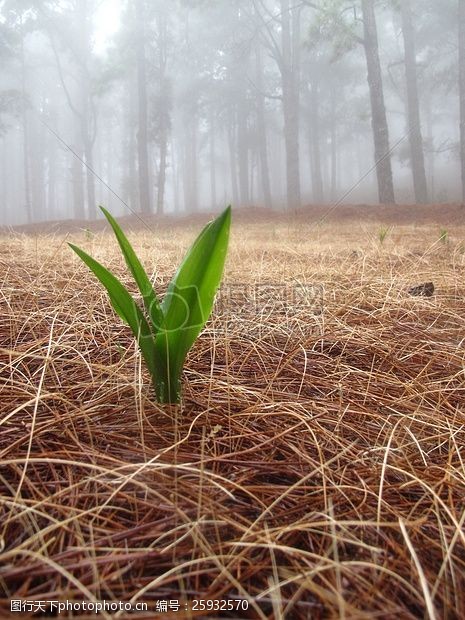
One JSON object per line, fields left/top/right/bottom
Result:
{"left": 1, "top": 211, "right": 465, "bottom": 619}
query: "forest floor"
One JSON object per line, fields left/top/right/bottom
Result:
{"left": 3, "top": 201, "right": 465, "bottom": 235}
{"left": 1, "top": 208, "right": 465, "bottom": 618}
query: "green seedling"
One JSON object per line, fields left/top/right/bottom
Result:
{"left": 69, "top": 206, "right": 231, "bottom": 404}
{"left": 115, "top": 342, "right": 125, "bottom": 357}
{"left": 79, "top": 227, "right": 94, "bottom": 241}
{"left": 378, "top": 226, "right": 390, "bottom": 244}
{"left": 439, "top": 228, "right": 448, "bottom": 244}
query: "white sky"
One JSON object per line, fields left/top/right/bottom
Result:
{"left": 93, "top": 0, "right": 122, "bottom": 54}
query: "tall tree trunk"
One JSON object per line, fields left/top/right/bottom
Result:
{"left": 182, "top": 133, "right": 189, "bottom": 214}
{"left": 20, "top": 15, "right": 31, "bottom": 224}
{"left": 425, "top": 93, "right": 435, "bottom": 200}
{"left": 309, "top": 81, "right": 324, "bottom": 203}
{"left": 83, "top": 133, "right": 96, "bottom": 219}
{"left": 209, "top": 107, "right": 217, "bottom": 209}
{"left": 361, "top": 0, "right": 395, "bottom": 204}
{"left": 227, "top": 106, "right": 239, "bottom": 206}
{"left": 400, "top": 0, "right": 428, "bottom": 203}
{"left": 280, "top": 0, "right": 301, "bottom": 209}
{"left": 237, "top": 95, "right": 249, "bottom": 206}
{"left": 330, "top": 82, "right": 337, "bottom": 202}
{"left": 127, "top": 77, "right": 138, "bottom": 209}
{"left": 1, "top": 137, "right": 8, "bottom": 222}
{"left": 255, "top": 44, "right": 272, "bottom": 209}
{"left": 459, "top": 0, "right": 465, "bottom": 203}
{"left": 183, "top": 109, "right": 198, "bottom": 212}
{"left": 30, "top": 115, "right": 46, "bottom": 220}
{"left": 157, "top": 127, "right": 168, "bottom": 215}
{"left": 46, "top": 136, "right": 56, "bottom": 220}
{"left": 103, "top": 127, "right": 112, "bottom": 209}
{"left": 191, "top": 114, "right": 198, "bottom": 212}
{"left": 171, "top": 136, "right": 180, "bottom": 213}
{"left": 156, "top": 11, "right": 170, "bottom": 216}
{"left": 249, "top": 149, "right": 256, "bottom": 205}
{"left": 135, "top": 0, "right": 151, "bottom": 214}
{"left": 78, "top": 0, "right": 96, "bottom": 220}
{"left": 72, "top": 132, "right": 85, "bottom": 220}
{"left": 62, "top": 0, "right": 94, "bottom": 220}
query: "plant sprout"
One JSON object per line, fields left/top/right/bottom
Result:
{"left": 69, "top": 206, "right": 231, "bottom": 404}
{"left": 378, "top": 226, "right": 390, "bottom": 244}
{"left": 439, "top": 228, "right": 448, "bottom": 244}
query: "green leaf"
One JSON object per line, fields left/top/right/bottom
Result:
{"left": 69, "top": 206, "right": 232, "bottom": 405}
{"left": 99, "top": 206, "right": 164, "bottom": 332}
{"left": 68, "top": 243, "right": 156, "bottom": 377}
{"left": 153, "top": 206, "right": 231, "bottom": 402}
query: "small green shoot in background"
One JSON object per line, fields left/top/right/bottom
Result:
{"left": 69, "top": 206, "right": 231, "bottom": 404}
{"left": 439, "top": 228, "right": 448, "bottom": 244}
{"left": 115, "top": 343, "right": 125, "bottom": 357}
{"left": 79, "top": 227, "right": 94, "bottom": 241}
{"left": 378, "top": 226, "right": 390, "bottom": 244}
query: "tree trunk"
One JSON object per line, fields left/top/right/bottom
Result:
{"left": 425, "top": 94, "right": 435, "bottom": 200}
{"left": 1, "top": 137, "right": 8, "bottom": 222}
{"left": 171, "top": 136, "right": 180, "bottom": 213}
{"left": 330, "top": 82, "right": 337, "bottom": 202}
{"left": 249, "top": 149, "right": 256, "bottom": 205}
{"left": 83, "top": 133, "right": 96, "bottom": 219}
{"left": 255, "top": 44, "right": 272, "bottom": 209}
{"left": 46, "top": 110, "right": 57, "bottom": 220}
{"left": 227, "top": 106, "right": 239, "bottom": 206}
{"left": 157, "top": 127, "right": 168, "bottom": 216}
{"left": 459, "top": 0, "right": 465, "bottom": 203}
{"left": 191, "top": 113, "right": 198, "bottom": 212}
{"left": 72, "top": 132, "right": 85, "bottom": 220}
{"left": 79, "top": 0, "right": 96, "bottom": 220}
{"left": 280, "top": 0, "right": 301, "bottom": 209}
{"left": 135, "top": 0, "right": 151, "bottom": 214}
{"left": 309, "top": 81, "right": 324, "bottom": 203}
{"left": 400, "top": 0, "right": 428, "bottom": 203}
{"left": 182, "top": 133, "right": 189, "bottom": 214}
{"left": 156, "top": 11, "right": 170, "bottom": 217}
{"left": 361, "top": 0, "right": 395, "bottom": 204}
{"left": 103, "top": 126, "right": 112, "bottom": 209}
{"left": 183, "top": 109, "right": 198, "bottom": 213}
{"left": 209, "top": 107, "right": 217, "bottom": 209}
{"left": 46, "top": 150, "right": 56, "bottom": 220}
{"left": 30, "top": 115, "right": 46, "bottom": 220}
{"left": 237, "top": 95, "right": 249, "bottom": 206}
{"left": 127, "top": 76, "right": 138, "bottom": 209}
{"left": 20, "top": 15, "right": 31, "bottom": 224}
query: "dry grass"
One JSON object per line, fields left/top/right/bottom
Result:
{"left": 1, "top": 214, "right": 465, "bottom": 619}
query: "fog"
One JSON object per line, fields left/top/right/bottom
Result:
{"left": 0, "top": 0, "right": 463, "bottom": 226}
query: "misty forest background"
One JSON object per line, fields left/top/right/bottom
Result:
{"left": 0, "top": 0, "right": 464, "bottom": 227}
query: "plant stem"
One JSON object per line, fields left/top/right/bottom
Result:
{"left": 152, "top": 339, "right": 181, "bottom": 404}
{"left": 153, "top": 373, "right": 181, "bottom": 404}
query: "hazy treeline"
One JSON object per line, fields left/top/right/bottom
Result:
{"left": 0, "top": 0, "right": 464, "bottom": 225}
